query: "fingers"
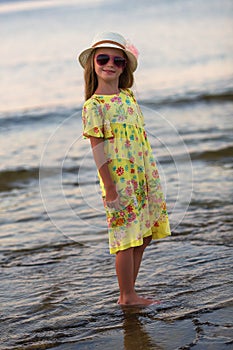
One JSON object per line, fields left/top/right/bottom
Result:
{"left": 106, "top": 195, "right": 121, "bottom": 210}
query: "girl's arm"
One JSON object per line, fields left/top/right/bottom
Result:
{"left": 89, "top": 136, "right": 118, "bottom": 203}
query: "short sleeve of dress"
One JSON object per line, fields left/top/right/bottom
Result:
{"left": 82, "top": 98, "right": 114, "bottom": 139}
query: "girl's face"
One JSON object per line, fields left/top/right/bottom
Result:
{"left": 94, "top": 47, "right": 126, "bottom": 84}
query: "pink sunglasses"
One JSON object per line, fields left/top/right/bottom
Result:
{"left": 95, "top": 54, "right": 127, "bottom": 68}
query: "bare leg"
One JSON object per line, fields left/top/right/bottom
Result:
{"left": 116, "top": 237, "right": 155, "bottom": 305}
{"left": 115, "top": 247, "right": 139, "bottom": 304}
{"left": 133, "top": 236, "right": 152, "bottom": 284}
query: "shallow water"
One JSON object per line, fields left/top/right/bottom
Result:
{"left": 1, "top": 234, "right": 232, "bottom": 349}
{"left": 1, "top": 0, "right": 233, "bottom": 349}
{"left": 1, "top": 101, "right": 233, "bottom": 349}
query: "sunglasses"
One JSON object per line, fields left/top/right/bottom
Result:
{"left": 95, "top": 54, "right": 127, "bottom": 68}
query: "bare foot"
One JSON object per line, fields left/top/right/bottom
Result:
{"left": 118, "top": 295, "right": 161, "bottom": 306}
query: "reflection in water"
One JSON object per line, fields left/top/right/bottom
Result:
{"left": 122, "top": 306, "right": 163, "bottom": 350}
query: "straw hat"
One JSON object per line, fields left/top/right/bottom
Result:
{"left": 78, "top": 32, "right": 138, "bottom": 72}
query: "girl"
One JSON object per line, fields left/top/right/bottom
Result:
{"left": 78, "top": 32, "right": 171, "bottom": 305}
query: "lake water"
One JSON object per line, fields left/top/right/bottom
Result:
{"left": 0, "top": 0, "right": 233, "bottom": 349}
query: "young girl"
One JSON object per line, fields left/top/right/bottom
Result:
{"left": 78, "top": 32, "right": 171, "bottom": 306}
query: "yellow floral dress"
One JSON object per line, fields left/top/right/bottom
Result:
{"left": 82, "top": 89, "right": 171, "bottom": 254}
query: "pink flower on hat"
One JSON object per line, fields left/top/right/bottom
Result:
{"left": 125, "top": 40, "right": 139, "bottom": 59}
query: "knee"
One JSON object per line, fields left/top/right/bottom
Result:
{"left": 143, "top": 236, "right": 152, "bottom": 247}
{"left": 135, "top": 236, "right": 152, "bottom": 253}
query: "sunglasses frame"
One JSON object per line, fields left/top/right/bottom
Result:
{"left": 95, "top": 54, "right": 127, "bottom": 69}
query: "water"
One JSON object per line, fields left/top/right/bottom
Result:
{"left": 0, "top": 0, "right": 233, "bottom": 349}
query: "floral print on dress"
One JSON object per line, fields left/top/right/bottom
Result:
{"left": 82, "top": 89, "right": 171, "bottom": 254}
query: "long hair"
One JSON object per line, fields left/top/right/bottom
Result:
{"left": 84, "top": 49, "right": 134, "bottom": 100}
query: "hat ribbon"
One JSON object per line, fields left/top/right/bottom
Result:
{"left": 92, "top": 40, "right": 125, "bottom": 50}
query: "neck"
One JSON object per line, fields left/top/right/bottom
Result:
{"left": 95, "top": 80, "right": 120, "bottom": 95}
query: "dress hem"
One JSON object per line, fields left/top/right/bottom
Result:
{"left": 109, "top": 223, "right": 171, "bottom": 254}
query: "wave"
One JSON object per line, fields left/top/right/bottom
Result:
{"left": 0, "top": 167, "right": 56, "bottom": 192}
{"left": 0, "top": 106, "right": 81, "bottom": 130}
{"left": 0, "top": 166, "right": 80, "bottom": 192}
{"left": 157, "top": 145, "right": 233, "bottom": 165}
{"left": 0, "top": 239, "right": 85, "bottom": 267}
{"left": 142, "top": 88, "right": 233, "bottom": 108}
{"left": 190, "top": 145, "right": 233, "bottom": 162}
{"left": 0, "top": 167, "right": 39, "bottom": 192}
{"left": 1, "top": 89, "right": 232, "bottom": 129}
{"left": 1, "top": 145, "right": 232, "bottom": 193}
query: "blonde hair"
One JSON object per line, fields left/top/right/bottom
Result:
{"left": 84, "top": 49, "right": 134, "bottom": 100}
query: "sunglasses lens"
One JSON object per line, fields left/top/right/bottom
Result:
{"left": 114, "top": 57, "right": 126, "bottom": 68}
{"left": 96, "top": 54, "right": 126, "bottom": 68}
{"left": 96, "top": 54, "right": 109, "bottom": 66}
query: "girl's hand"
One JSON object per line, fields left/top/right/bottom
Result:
{"left": 105, "top": 185, "right": 121, "bottom": 210}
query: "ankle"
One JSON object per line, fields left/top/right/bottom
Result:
{"left": 119, "top": 291, "right": 138, "bottom": 304}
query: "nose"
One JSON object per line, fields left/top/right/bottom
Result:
{"left": 106, "top": 57, "right": 114, "bottom": 66}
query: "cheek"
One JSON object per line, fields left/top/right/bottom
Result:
{"left": 94, "top": 61, "right": 98, "bottom": 72}
{"left": 94, "top": 63, "right": 102, "bottom": 76}
{"left": 118, "top": 68, "right": 124, "bottom": 76}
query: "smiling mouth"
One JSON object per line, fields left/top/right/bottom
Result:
{"left": 103, "top": 69, "right": 115, "bottom": 73}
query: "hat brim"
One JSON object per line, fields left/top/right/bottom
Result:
{"left": 78, "top": 44, "right": 137, "bottom": 72}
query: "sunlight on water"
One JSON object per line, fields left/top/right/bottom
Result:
{"left": 0, "top": 0, "right": 106, "bottom": 14}
{"left": 0, "top": 0, "right": 232, "bottom": 111}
